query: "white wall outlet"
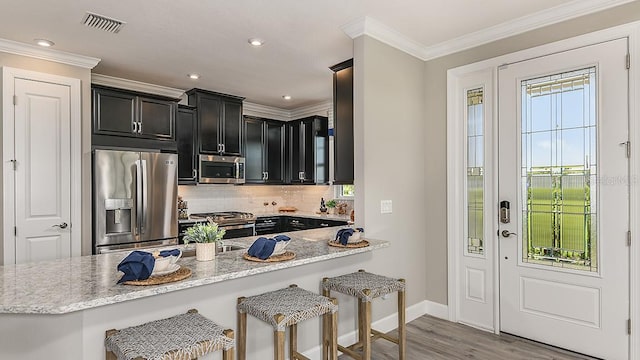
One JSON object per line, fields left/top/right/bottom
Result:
{"left": 380, "top": 200, "right": 392, "bottom": 214}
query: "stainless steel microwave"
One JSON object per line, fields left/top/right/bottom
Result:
{"left": 199, "top": 155, "right": 245, "bottom": 184}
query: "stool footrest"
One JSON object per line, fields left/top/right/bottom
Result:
{"left": 338, "top": 345, "right": 363, "bottom": 360}
{"left": 371, "top": 329, "right": 399, "bottom": 344}
{"left": 292, "top": 350, "right": 311, "bottom": 360}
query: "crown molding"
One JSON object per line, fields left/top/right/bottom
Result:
{"left": 290, "top": 101, "right": 332, "bottom": 119}
{"left": 341, "top": 0, "right": 635, "bottom": 61}
{"left": 0, "top": 38, "right": 100, "bottom": 69}
{"left": 421, "top": 0, "right": 636, "bottom": 60}
{"left": 91, "top": 74, "right": 185, "bottom": 99}
{"left": 342, "top": 16, "right": 426, "bottom": 60}
{"left": 243, "top": 102, "right": 291, "bottom": 121}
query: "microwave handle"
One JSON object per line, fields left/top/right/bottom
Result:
{"left": 235, "top": 162, "right": 240, "bottom": 179}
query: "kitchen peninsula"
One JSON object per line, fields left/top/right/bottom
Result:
{"left": 0, "top": 227, "right": 388, "bottom": 360}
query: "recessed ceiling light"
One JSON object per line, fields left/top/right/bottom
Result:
{"left": 188, "top": 73, "right": 200, "bottom": 80}
{"left": 282, "top": 95, "right": 292, "bottom": 100}
{"left": 248, "top": 38, "right": 264, "bottom": 47}
{"left": 35, "top": 39, "right": 54, "bottom": 47}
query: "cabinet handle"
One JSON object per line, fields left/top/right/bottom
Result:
{"left": 320, "top": 223, "right": 329, "bottom": 227}
{"left": 265, "top": 220, "right": 272, "bottom": 223}
{"left": 220, "top": 143, "right": 225, "bottom": 153}
{"left": 217, "top": 144, "right": 222, "bottom": 152}
{"left": 265, "top": 171, "right": 268, "bottom": 180}
{"left": 138, "top": 121, "right": 142, "bottom": 134}
{"left": 132, "top": 122, "right": 138, "bottom": 133}
{"left": 192, "top": 169, "right": 197, "bottom": 179}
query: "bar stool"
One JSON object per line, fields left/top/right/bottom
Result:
{"left": 237, "top": 284, "right": 339, "bottom": 360}
{"left": 322, "top": 270, "right": 406, "bottom": 360}
{"left": 105, "top": 309, "right": 234, "bottom": 360}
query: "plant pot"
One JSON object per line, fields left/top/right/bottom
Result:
{"left": 195, "top": 242, "right": 216, "bottom": 261}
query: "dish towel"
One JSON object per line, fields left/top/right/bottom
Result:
{"left": 117, "top": 251, "right": 155, "bottom": 284}
{"left": 247, "top": 235, "right": 291, "bottom": 260}
{"left": 159, "top": 249, "right": 181, "bottom": 257}
{"left": 335, "top": 228, "right": 365, "bottom": 245}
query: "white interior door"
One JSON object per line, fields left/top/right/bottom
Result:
{"left": 13, "top": 78, "right": 72, "bottom": 263}
{"left": 498, "top": 38, "right": 629, "bottom": 359}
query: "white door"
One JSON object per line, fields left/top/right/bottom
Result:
{"left": 498, "top": 38, "right": 629, "bottom": 359}
{"left": 13, "top": 78, "right": 72, "bottom": 263}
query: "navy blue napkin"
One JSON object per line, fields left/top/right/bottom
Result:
{"left": 248, "top": 237, "right": 268, "bottom": 257}
{"left": 159, "top": 249, "right": 181, "bottom": 257}
{"left": 274, "top": 234, "right": 290, "bottom": 242}
{"left": 336, "top": 228, "right": 355, "bottom": 245}
{"left": 117, "top": 251, "right": 155, "bottom": 284}
{"left": 257, "top": 238, "right": 276, "bottom": 260}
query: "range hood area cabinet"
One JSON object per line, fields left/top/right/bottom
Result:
{"left": 92, "top": 85, "right": 178, "bottom": 151}
{"left": 176, "top": 105, "right": 198, "bottom": 184}
{"left": 330, "top": 59, "right": 354, "bottom": 185}
{"left": 186, "top": 88, "right": 245, "bottom": 156}
{"left": 243, "top": 116, "right": 286, "bottom": 184}
{"left": 287, "top": 116, "right": 329, "bottom": 184}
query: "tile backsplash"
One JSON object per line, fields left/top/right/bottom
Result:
{"left": 178, "top": 184, "right": 352, "bottom": 215}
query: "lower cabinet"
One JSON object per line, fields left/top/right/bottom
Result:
{"left": 256, "top": 216, "right": 347, "bottom": 235}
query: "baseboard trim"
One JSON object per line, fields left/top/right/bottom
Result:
{"left": 301, "top": 300, "right": 447, "bottom": 359}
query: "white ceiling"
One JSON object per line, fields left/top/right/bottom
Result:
{"left": 0, "top": 0, "right": 621, "bottom": 109}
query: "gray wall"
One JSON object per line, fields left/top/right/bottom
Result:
{"left": 423, "top": 1, "right": 640, "bottom": 305}
{"left": 0, "top": 54, "right": 93, "bottom": 264}
{"left": 354, "top": 35, "right": 428, "bottom": 307}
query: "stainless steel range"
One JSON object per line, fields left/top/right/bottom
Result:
{"left": 180, "top": 211, "right": 256, "bottom": 241}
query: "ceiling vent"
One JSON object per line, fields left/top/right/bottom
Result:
{"left": 82, "top": 12, "right": 125, "bottom": 34}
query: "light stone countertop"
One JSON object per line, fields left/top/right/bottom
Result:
{"left": 0, "top": 227, "right": 385, "bottom": 315}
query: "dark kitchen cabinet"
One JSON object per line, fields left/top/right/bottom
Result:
{"left": 330, "top": 59, "right": 354, "bottom": 185}
{"left": 244, "top": 116, "right": 286, "bottom": 184}
{"left": 176, "top": 105, "right": 198, "bottom": 184}
{"left": 287, "top": 116, "right": 329, "bottom": 184}
{"left": 92, "top": 86, "right": 176, "bottom": 141}
{"left": 186, "top": 89, "right": 244, "bottom": 156}
{"left": 255, "top": 216, "right": 282, "bottom": 235}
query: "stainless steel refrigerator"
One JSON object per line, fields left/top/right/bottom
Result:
{"left": 93, "top": 149, "right": 178, "bottom": 254}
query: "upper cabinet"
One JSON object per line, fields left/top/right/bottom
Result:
{"left": 176, "top": 105, "right": 198, "bottom": 184}
{"left": 92, "top": 85, "right": 178, "bottom": 150}
{"left": 330, "top": 59, "right": 354, "bottom": 185}
{"left": 244, "top": 116, "right": 285, "bottom": 184}
{"left": 287, "top": 116, "right": 329, "bottom": 184}
{"left": 186, "top": 89, "right": 244, "bottom": 156}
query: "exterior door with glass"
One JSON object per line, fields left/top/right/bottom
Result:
{"left": 498, "top": 38, "right": 629, "bottom": 359}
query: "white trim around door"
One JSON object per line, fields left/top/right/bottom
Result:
{"left": 2, "top": 67, "right": 82, "bottom": 264}
{"left": 447, "top": 20, "right": 640, "bottom": 359}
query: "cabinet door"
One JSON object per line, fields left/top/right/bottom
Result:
{"left": 198, "top": 95, "right": 221, "bottom": 153}
{"left": 177, "top": 106, "right": 197, "bottom": 184}
{"left": 332, "top": 62, "right": 354, "bottom": 184}
{"left": 265, "top": 121, "right": 285, "bottom": 184}
{"left": 244, "top": 117, "right": 265, "bottom": 183}
{"left": 313, "top": 117, "right": 329, "bottom": 184}
{"left": 222, "top": 100, "right": 243, "bottom": 155}
{"left": 138, "top": 97, "right": 175, "bottom": 140}
{"left": 288, "top": 120, "right": 303, "bottom": 183}
{"left": 93, "top": 87, "right": 136, "bottom": 136}
{"left": 301, "top": 119, "right": 315, "bottom": 184}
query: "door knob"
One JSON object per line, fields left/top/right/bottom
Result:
{"left": 52, "top": 222, "right": 68, "bottom": 229}
{"left": 501, "top": 230, "right": 516, "bottom": 237}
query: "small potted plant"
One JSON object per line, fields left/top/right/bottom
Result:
{"left": 325, "top": 199, "right": 337, "bottom": 214}
{"left": 183, "top": 222, "right": 226, "bottom": 261}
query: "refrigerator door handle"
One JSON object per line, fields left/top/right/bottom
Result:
{"left": 135, "top": 159, "right": 143, "bottom": 237}
{"left": 140, "top": 159, "right": 148, "bottom": 234}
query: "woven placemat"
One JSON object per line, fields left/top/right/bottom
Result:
{"left": 243, "top": 251, "right": 296, "bottom": 262}
{"left": 122, "top": 267, "right": 192, "bottom": 286}
{"left": 328, "top": 239, "right": 370, "bottom": 248}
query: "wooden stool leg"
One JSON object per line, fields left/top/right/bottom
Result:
{"left": 398, "top": 282, "right": 406, "bottom": 360}
{"left": 330, "top": 298, "right": 339, "bottom": 360}
{"left": 290, "top": 323, "right": 298, "bottom": 359}
{"left": 322, "top": 282, "right": 330, "bottom": 360}
{"left": 362, "top": 300, "right": 372, "bottom": 360}
{"left": 237, "top": 297, "right": 247, "bottom": 360}
{"left": 274, "top": 329, "right": 285, "bottom": 360}
{"left": 357, "top": 298, "right": 364, "bottom": 348}
{"left": 223, "top": 329, "right": 235, "bottom": 360}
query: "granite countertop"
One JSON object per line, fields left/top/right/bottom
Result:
{"left": 0, "top": 227, "right": 386, "bottom": 315}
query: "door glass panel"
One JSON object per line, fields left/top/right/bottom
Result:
{"left": 466, "top": 88, "right": 484, "bottom": 255}
{"left": 521, "top": 67, "right": 597, "bottom": 272}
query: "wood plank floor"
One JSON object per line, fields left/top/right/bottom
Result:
{"left": 339, "top": 315, "right": 598, "bottom": 360}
